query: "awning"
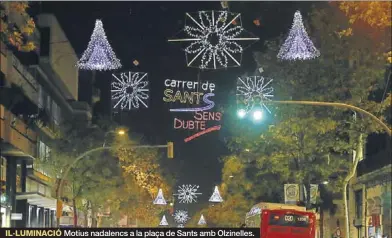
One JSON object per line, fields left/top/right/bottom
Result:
{"left": 16, "top": 192, "right": 56, "bottom": 210}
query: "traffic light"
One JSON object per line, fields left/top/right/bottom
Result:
{"left": 167, "top": 142, "right": 174, "bottom": 159}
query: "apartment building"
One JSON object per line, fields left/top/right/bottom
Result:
{"left": 1, "top": 11, "right": 91, "bottom": 227}
{"left": 348, "top": 137, "right": 391, "bottom": 238}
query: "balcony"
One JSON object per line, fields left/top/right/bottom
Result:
{"left": 0, "top": 42, "right": 40, "bottom": 107}
{"left": 0, "top": 105, "right": 37, "bottom": 159}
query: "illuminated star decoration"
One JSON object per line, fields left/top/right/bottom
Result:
{"left": 236, "top": 76, "right": 274, "bottom": 114}
{"left": 173, "top": 210, "right": 190, "bottom": 224}
{"left": 173, "top": 185, "right": 202, "bottom": 204}
{"left": 77, "top": 19, "right": 122, "bottom": 71}
{"left": 168, "top": 11, "right": 259, "bottom": 69}
{"left": 111, "top": 71, "right": 149, "bottom": 111}
{"left": 277, "top": 11, "right": 320, "bottom": 61}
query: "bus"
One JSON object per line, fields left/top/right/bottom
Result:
{"left": 260, "top": 209, "right": 316, "bottom": 238}
{"left": 245, "top": 202, "right": 306, "bottom": 228}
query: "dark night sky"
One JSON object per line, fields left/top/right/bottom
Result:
{"left": 37, "top": 1, "right": 312, "bottom": 211}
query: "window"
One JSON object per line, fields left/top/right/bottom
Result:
{"left": 355, "top": 189, "right": 363, "bottom": 219}
{"left": 38, "top": 85, "right": 46, "bottom": 109}
{"left": 38, "top": 140, "right": 50, "bottom": 161}
{"left": 37, "top": 140, "right": 50, "bottom": 176}
{"left": 0, "top": 157, "right": 6, "bottom": 182}
{"left": 52, "top": 101, "right": 61, "bottom": 125}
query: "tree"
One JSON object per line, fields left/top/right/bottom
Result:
{"left": 107, "top": 136, "right": 175, "bottom": 227}
{"left": 334, "top": 2, "right": 392, "bottom": 63}
{"left": 188, "top": 192, "right": 250, "bottom": 227}
{"left": 35, "top": 120, "right": 125, "bottom": 227}
{"left": 0, "top": 1, "right": 36, "bottom": 52}
{"left": 225, "top": 1, "right": 391, "bottom": 213}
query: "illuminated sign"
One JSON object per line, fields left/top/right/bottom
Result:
{"left": 163, "top": 79, "right": 222, "bottom": 142}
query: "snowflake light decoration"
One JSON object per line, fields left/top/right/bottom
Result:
{"left": 77, "top": 20, "right": 122, "bottom": 71}
{"left": 168, "top": 11, "right": 259, "bottom": 69}
{"left": 173, "top": 184, "right": 202, "bottom": 203}
{"left": 173, "top": 210, "right": 190, "bottom": 224}
{"left": 111, "top": 71, "right": 149, "bottom": 111}
{"left": 277, "top": 11, "right": 320, "bottom": 61}
{"left": 236, "top": 76, "right": 274, "bottom": 114}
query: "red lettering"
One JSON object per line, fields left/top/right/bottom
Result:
{"left": 194, "top": 112, "right": 203, "bottom": 120}
{"left": 174, "top": 118, "right": 183, "bottom": 129}
{"left": 188, "top": 121, "right": 194, "bottom": 130}
{"left": 215, "top": 112, "right": 222, "bottom": 121}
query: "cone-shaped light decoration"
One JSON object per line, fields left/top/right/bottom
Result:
{"left": 153, "top": 188, "right": 167, "bottom": 205}
{"left": 198, "top": 214, "right": 207, "bottom": 226}
{"left": 159, "top": 215, "right": 169, "bottom": 226}
{"left": 209, "top": 186, "right": 223, "bottom": 203}
{"left": 277, "top": 10, "right": 320, "bottom": 61}
{"left": 77, "top": 19, "right": 122, "bottom": 71}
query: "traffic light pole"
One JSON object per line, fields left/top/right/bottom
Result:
{"left": 267, "top": 100, "right": 391, "bottom": 136}
{"left": 55, "top": 143, "right": 173, "bottom": 227}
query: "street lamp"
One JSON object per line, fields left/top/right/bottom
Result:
{"left": 237, "top": 109, "right": 247, "bottom": 118}
{"left": 117, "top": 129, "right": 125, "bottom": 135}
{"left": 103, "top": 129, "right": 126, "bottom": 147}
{"left": 252, "top": 109, "right": 263, "bottom": 121}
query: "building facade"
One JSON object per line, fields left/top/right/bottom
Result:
{"left": 1, "top": 10, "right": 91, "bottom": 227}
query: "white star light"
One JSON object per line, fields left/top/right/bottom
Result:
{"left": 173, "top": 210, "right": 190, "bottom": 224}
{"left": 111, "top": 71, "right": 149, "bottom": 111}
{"left": 173, "top": 184, "right": 202, "bottom": 204}
{"left": 168, "top": 11, "right": 259, "bottom": 69}
{"left": 236, "top": 76, "right": 274, "bottom": 114}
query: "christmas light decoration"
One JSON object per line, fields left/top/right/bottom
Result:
{"left": 184, "top": 125, "right": 221, "bottom": 143}
{"left": 173, "top": 185, "right": 202, "bottom": 203}
{"left": 198, "top": 214, "right": 207, "bottom": 226}
{"left": 168, "top": 11, "right": 259, "bottom": 69}
{"left": 173, "top": 210, "right": 190, "bottom": 224}
{"left": 77, "top": 20, "right": 122, "bottom": 71}
{"left": 247, "top": 205, "right": 262, "bottom": 217}
{"left": 153, "top": 188, "right": 167, "bottom": 205}
{"left": 111, "top": 71, "right": 149, "bottom": 110}
{"left": 236, "top": 76, "right": 274, "bottom": 114}
{"left": 277, "top": 11, "right": 320, "bottom": 61}
{"left": 170, "top": 93, "right": 215, "bottom": 112}
{"left": 159, "top": 215, "right": 169, "bottom": 226}
{"left": 209, "top": 186, "right": 223, "bottom": 203}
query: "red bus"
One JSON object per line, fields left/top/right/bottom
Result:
{"left": 260, "top": 209, "right": 316, "bottom": 238}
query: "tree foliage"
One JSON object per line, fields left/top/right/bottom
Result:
{"left": 335, "top": 1, "right": 392, "bottom": 63}
{"left": 214, "top": 2, "right": 391, "bottom": 216}
{"left": 105, "top": 136, "right": 175, "bottom": 227}
{"left": 0, "top": 1, "right": 36, "bottom": 52}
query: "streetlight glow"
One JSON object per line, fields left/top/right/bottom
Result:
{"left": 252, "top": 110, "right": 263, "bottom": 121}
{"left": 237, "top": 109, "right": 247, "bottom": 118}
{"left": 117, "top": 129, "right": 125, "bottom": 135}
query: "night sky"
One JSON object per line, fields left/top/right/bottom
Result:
{"left": 36, "top": 1, "right": 312, "bottom": 210}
